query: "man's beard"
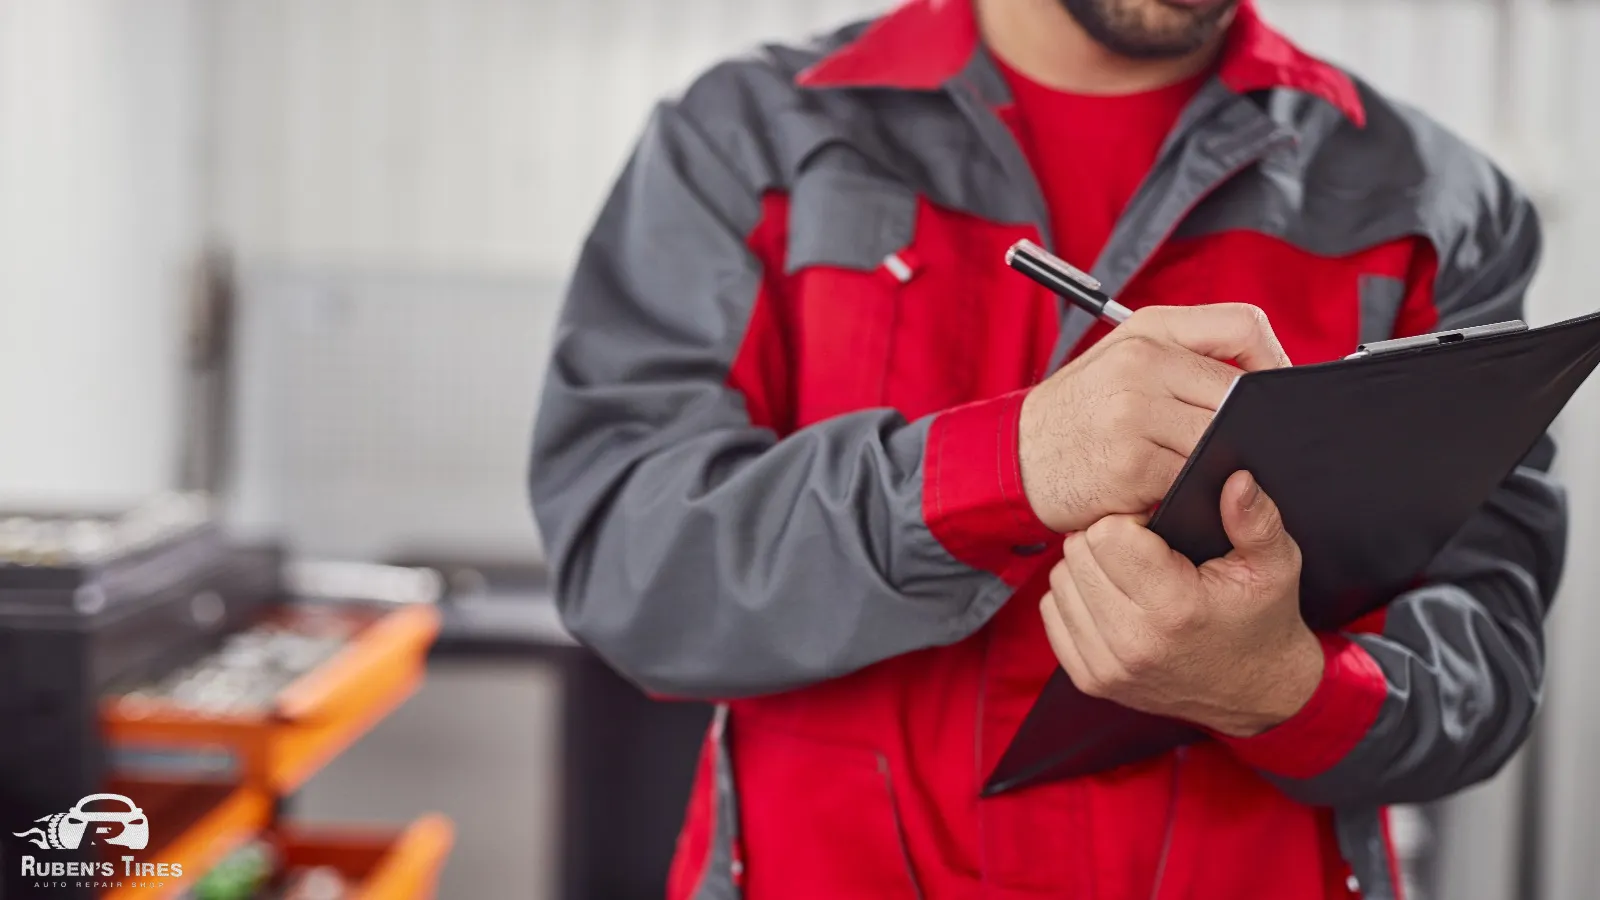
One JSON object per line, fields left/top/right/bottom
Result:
{"left": 1057, "top": 0, "right": 1237, "bottom": 60}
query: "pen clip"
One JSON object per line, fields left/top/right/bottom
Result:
{"left": 1345, "top": 320, "right": 1527, "bottom": 359}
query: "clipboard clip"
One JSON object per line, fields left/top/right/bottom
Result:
{"left": 1344, "top": 319, "right": 1528, "bottom": 359}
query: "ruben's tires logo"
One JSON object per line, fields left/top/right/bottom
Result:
{"left": 14, "top": 794, "right": 150, "bottom": 851}
{"left": 10, "top": 793, "right": 182, "bottom": 887}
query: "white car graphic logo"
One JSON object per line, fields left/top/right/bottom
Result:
{"left": 13, "top": 794, "right": 149, "bottom": 851}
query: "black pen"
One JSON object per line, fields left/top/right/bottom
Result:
{"left": 1004, "top": 239, "right": 1134, "bottom": 325}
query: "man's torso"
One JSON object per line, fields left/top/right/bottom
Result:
{"left": 662, "top": 6, "right": 1510, "bottom": 897}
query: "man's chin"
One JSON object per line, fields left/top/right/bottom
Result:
{"left": 1058, "top": 0, "right": 1238, "bottom": 60}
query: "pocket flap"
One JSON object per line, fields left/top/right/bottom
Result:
{"left": 786, "top": 166, "right": 918, "bottom": 275}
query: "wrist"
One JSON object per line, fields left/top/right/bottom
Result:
{"left": 1017, "top": 386, "right": 1088, "bottom": 533}
{"left": 1017, "top": 388, "right": 1049, "bottom": 522}
{"left": 1213, "top": 633, "right": 1388, "bottom": 780}
{"left": 1208, "top": 627, "right": 1325, "bottom": 738}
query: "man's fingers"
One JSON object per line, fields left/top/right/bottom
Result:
{"left": 1040, "top": 593, "right": 1092, "bottom": 687}
{"left": 1062, "top": 531, "right": 1120, "bottom": 619}
{"left": 1103, "top": 444, "right": 1185, "bottom": 514}
{"left": 1061, "top": 531, "right": 1147, "bottom": 649}
{"left": 1098, "top": 319, "right": 1252, "bottom": 412}
{"left": 1084, "top": 515, "right": 1192, "bottom": 608}
{"left": 1219, "top": 470, "right": 1300, "bottom": 575}
{"left": 1095, "top": 330, "right": 1238, "bottom": 410}
{"left": 1127, "top": 304, "right": 1292, "bottom": 372}
{"left": 1143, "top": 396, "right": 1216, "bottom": 458}
{"left": 1048, "top": 552, "right": 1121, "bottom": 685}
{"left": 1160, "top": 351, "right": 1245, "bottom": 412}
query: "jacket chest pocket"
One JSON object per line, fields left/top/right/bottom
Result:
{"left": 782, "top": 167, "right": 1045, "bottom": 426}
{"left": 784, "top": 167, "right": 919, "bottom": 426}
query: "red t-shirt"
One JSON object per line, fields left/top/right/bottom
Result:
{"left": 996, "top": 59, "right": 1206, "bottom": 277}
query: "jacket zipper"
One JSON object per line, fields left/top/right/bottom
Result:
{"left": 1148, "top": 745, "right": 1189, "bottom": 900}
{"left": 1043, "top": 140, "right": 1290, "bottom": 378}
{"left": 878, "top": 753, "right": 927, "bottom": 900}
{"left": 1107, "top": 126, "right": 1297, "bottom": 320}
{"left": 975, "top": 627, "right": 993, "bottom": 898}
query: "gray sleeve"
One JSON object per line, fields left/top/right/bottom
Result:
{"left": 1261, "top": 183, "right": 1567, "bottom": 807}
{"left": 528, "top": 97, "right": 1026, "bottom": 700}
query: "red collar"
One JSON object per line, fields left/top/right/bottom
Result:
{"left": 797, "top": 0, "right": 1364, "bottom": 127}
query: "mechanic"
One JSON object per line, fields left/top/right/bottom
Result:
{"left": 529, "top": 0, "right": 1565, "bottom": 897}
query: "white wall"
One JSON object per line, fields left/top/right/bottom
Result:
{"left": 207, "top": 0, "right": 892, "bottom": 280}
{"left": 205, "top": 0, "right": 1594, "bottom": 277}
{"left": 211, "top": 0, "right": 895, "bottom": 560}
{"left": 0, "top": 0, "right": 205, "bottom": 507}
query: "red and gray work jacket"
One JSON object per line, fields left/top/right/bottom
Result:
{"left": 530, "top": 2, "right": 1565, "bottom": 898}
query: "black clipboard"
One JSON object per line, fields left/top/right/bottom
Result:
{"left": 984, "top": 311, "right": 1600, "bottom": 796}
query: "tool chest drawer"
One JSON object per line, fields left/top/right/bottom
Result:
{"left": 103, "top": 603, "right": 440, "bottom": 795}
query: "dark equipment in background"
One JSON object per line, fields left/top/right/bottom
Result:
{"left": 0, "top": 499, "right": 275, "bottom": 900}
{"left": 0, "top": 498, "right": 451, "bottom": 900}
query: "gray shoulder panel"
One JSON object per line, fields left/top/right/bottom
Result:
{"left": 1355, "top": 83, "right": 1542, "bottom": 328}
{"left": 1178, "top": 75, "right": 1542, "bottom": 322}
{"left": 673, "top": 29, "right": 1032, "bottom": 230}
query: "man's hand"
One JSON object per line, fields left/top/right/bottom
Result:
{"left": 1040, "top": 470, "right": 1324, "bottom": 737}
{"left": 1019, "top": 304, "right": 1291, "bottom": 533}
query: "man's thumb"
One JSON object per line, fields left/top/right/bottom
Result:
{"left": 1220, "top": 471, "right": 1295, "bottom": 569}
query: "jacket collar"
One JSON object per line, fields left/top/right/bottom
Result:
{"left": 796, "top": 0, "right": 1364, "bottom": 127}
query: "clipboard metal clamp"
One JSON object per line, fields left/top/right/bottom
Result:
{"left": 1345, "top": 319, "right": 1527, "bottom": 359}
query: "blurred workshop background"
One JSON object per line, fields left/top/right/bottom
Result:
{"left": 2, "top": 1, "right": 1600, "bottom": 899}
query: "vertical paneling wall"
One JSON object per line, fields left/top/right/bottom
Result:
{"left": 207, "top": 0, "right": 1600, "bottom": 279}
{"left": 0, "top": 0, "right": 204, "bottom": 505}
{"left": 208, "top": 0, "right": 890, "bottom": 278}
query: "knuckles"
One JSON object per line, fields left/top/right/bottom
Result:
{"left": 1155, "top": 598, "right": 1203, "bottom": 635}
{"left": 1084, "top": 516, "right": 1118, "bottom": 547}
{"left": 1218, "top": 301, "right": 1270, "bottom": 333}
{"left": 1108, "top": 443, "right": 1160, "bottom": 489}
{"left": 1236, "top": 302, "right": 1271, "bottom": 330}
{"left": 1282, "top": 540, "right": 1303, "bottom": 573}
{"left": 1112, "top": 635, "right": 1159, "bottom": 678}
{"left": 1086, "top": 514, "right": 1140, "bottom": 548}
{"left": 1081, "top": 654, "right": 1147, "bottom": 700}
{"left": 1122, "top": 306, "right": 1162, "bottom": 332}
{"left": 1107, "top": 333, "right": 1164, "bottom": 370}
{"left": 1099, "top": 389, "right": 1147, "bottom": 434}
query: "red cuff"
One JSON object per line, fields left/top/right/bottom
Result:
{"left": 924, "top": 389, "right": 1057, "bottom": 585}
{"left": 1216, "top": 633, "right": 1389, "bottom": 780}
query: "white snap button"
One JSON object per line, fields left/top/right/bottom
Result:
{"left": 882, "top": 253, "right": 914, "bottom": 283}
